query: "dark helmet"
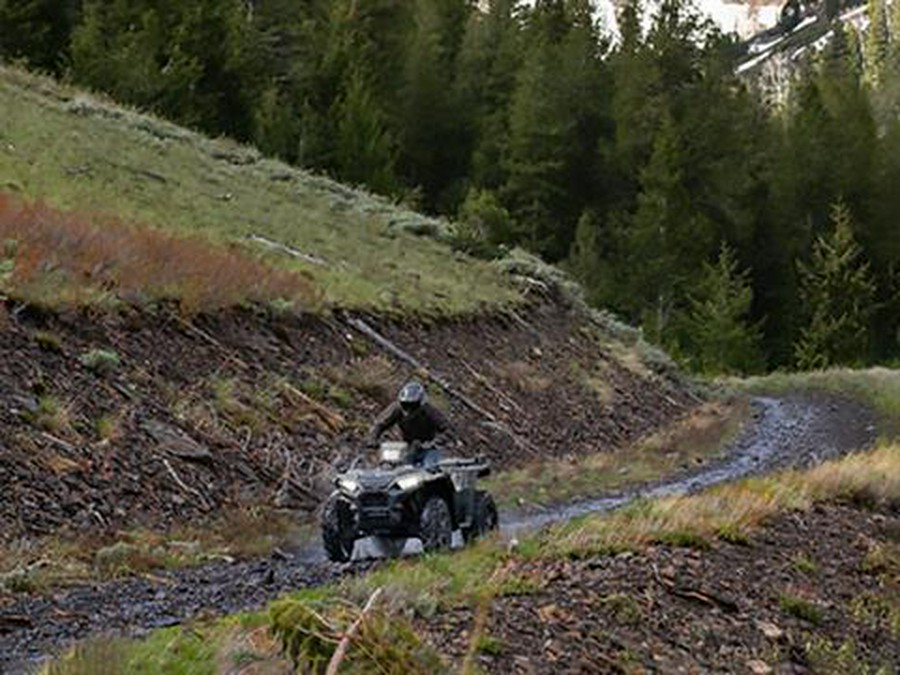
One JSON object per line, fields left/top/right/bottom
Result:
{"left": 398, "top": 380, "right": 426, "bottom": 413}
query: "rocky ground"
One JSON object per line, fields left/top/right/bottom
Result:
{"left": 0, "top": 299, "right": 691, "bottom": 543}
{"left": 423, "top": 502, "right": 900, "bottom": 674}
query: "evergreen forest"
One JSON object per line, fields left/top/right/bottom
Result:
{"left": 3, "top": 0, "right": 900, "bottom": 373}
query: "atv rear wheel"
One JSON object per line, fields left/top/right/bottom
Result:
{"left": 419, "top": 496, "right": 452, "bottom": 552}
{"left": 463, "top": 492, "right": 499, "bottom": 544}
{"left": 322, "top": 495, "right": 356, "bottom": 563}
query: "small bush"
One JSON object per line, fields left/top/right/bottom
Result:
{"left": 779, "top": 593, "right": 824, "bottom": 625}
{"left": 95, "top": 415, "right": 120, "bottom": 442}
{"left": 27, "top": 394, "right": 70, "bottom": 432}
{"left": 803, "top": 637, "right": 885, "bottom": 675}
{"left": 0, "top": 567, "right": 38, "bottom": 593}
{"left": 474, "top": 634, "right": 505, "bottom": 656}
{"left": 599, "top": 593, "right": 644, "bottom": 626}
{"left": 792, "top": 553, "right": 819, "bottom": 574}
{"left": 849, "top": 592, "right": 900, "bottom": 636}
{"left": 79, "top": 349, "right": 120, "bottom": 375}
{"left": 860, "top": 543, "right": 898, "bottom": 575}
{"left": 94, "top": 541, "right": 165, "bottom": 579}
{"left": 34, "top": 330, "right": 63, "bottom": 353}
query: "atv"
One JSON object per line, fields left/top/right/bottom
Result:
{"left": 321, "top": 441, "right": 498, "bottom": 562}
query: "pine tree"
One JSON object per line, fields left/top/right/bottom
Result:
{"left": 569, "top": 210, "right": 609, "bottom": 305}
{"left": 333, "top": 68, "right": 399, "bottom": 195}
{"left": 624, "top": 112, "right": 701, "bottom": 342}
{"left": 454, "top": 187, "right": 513, "bottom": 257}
{"left": 0, "top": 0, "right": 79, "bottom": 72}
{"left": 795, "top": 201, "right": 876, "bottom": 369}
{"left": 680, "top": 243, "right": 763, "bottom": 375}
{"left": 864, "top": 0, "right": 890, "bottom": 87}
{"left": 398, "top": 0, "right": 465, "bottom": 211}
{"left": 607, "top": 0, "right": 661, "bottom": 205}
{"left": 71, "top": 0, "right": 260, "bottom": 139}
{"left": 501, "top": 0, "right": 607, "bottom": 261}
{"left": 454, "top": 0, "right": 523, "bottom": 191}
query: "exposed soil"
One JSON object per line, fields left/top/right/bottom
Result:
{"left": 0, "top": 300, "right": 691, "bottom": 543}
{"left": 0, "top": 391, "right": 877, "bottom": 671}
{"left": 422, "top": 502, "right": 900, "bottom": 674}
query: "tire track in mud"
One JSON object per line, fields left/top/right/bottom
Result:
{"left": 0, "top": 393, "right": 877, "bottom": 672}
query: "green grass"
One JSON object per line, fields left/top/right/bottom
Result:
{"left": 0, "top": 66, "right": 521, "bottom": 316}
{"left": 44, "top": 614, "right": 277, "bottom": 675}
{"left": 779, "top": 593, "right": 824, "bottom": 625}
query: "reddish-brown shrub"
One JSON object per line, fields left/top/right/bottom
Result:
{"left": 0, "top": 193, "right": 319, "bottom": 312}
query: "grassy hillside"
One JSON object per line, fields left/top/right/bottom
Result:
{"left": 0, "top": 66, "right": 520, "bottom": 315}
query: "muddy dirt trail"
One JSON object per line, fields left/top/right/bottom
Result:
{"left": 0, "top": 392, "right": 876, "bottom": 672}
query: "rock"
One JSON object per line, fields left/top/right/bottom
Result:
{"left": 756, "top": 620, "right": 783, "bottom": 640}
{"left": 747, "top": 659, "right": 772, "bottom": 674}
{"left": 141, "top": 420, "right": 213, "bottom": 465}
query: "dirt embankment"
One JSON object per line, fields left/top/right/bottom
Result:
{"left": 0, "top": 301, "right": 693, "bottom": 543}
{"left": 423, "top": 502, "right": 900, "bottom": 673}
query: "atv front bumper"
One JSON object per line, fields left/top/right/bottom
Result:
{"left": 352, "top": 491, "right": 408, "bottom": 535}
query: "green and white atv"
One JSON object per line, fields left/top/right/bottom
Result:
{"left": 321, "top": 442, "right": 498, "bottom": 562}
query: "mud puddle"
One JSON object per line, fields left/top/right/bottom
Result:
{"left": 0, "top": 393, "right": 877, "bottom": 672}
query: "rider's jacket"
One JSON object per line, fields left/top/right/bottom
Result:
{"left": 368, "top": 401, "right": 451, "bottom": 444}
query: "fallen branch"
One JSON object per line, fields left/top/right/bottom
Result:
{"left": 40, "top": 432, "right": 77, "bottom": 453}
{"left": 326, "top": 587, "right": 383, "bottom": 675}
{"left": 281, "top": 382, "right": 346, "bottom": 433}
{"left": 171, "top": 315, "right": 249, "bottom": 370}
{"left": 460, "top": 359, "right": 524, "bottom": 414}
{"left": 162, "top": 458, "right": 211, "bottom": 510}
{"left": 651, "top": 563, "right": 738, "bottom": 613}
{"left": 247, "top": 234, "right": 328, "bottom": 267}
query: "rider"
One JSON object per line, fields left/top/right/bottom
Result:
{"left": 367, "top": 380, "right": 452, "bottom": 466}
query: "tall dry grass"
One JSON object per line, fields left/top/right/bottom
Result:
{"left": 552, "top": 443, "right": 900, "bottom": 557}
{"left": 0, "top": 193, "right": 318, "bottom": 312}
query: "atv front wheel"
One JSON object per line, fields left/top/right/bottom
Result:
{"left": 463, "top": 492, "right": 499, "bottom": 544}
{"left": 419, "top": 496, "right": 452, "bottom": 552}
{"left": 322, "top": 495, "right": 356, "bottom": 562}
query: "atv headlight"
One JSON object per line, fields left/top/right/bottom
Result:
{"left": 337, "top": 477, "right": 362, "bottom": 495}
{"left": 395, "top": 474, "right": 424, "bottom": 492}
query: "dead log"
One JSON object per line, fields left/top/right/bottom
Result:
{"left": 246, "top": 234, "right": 328, "bottom": 267}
